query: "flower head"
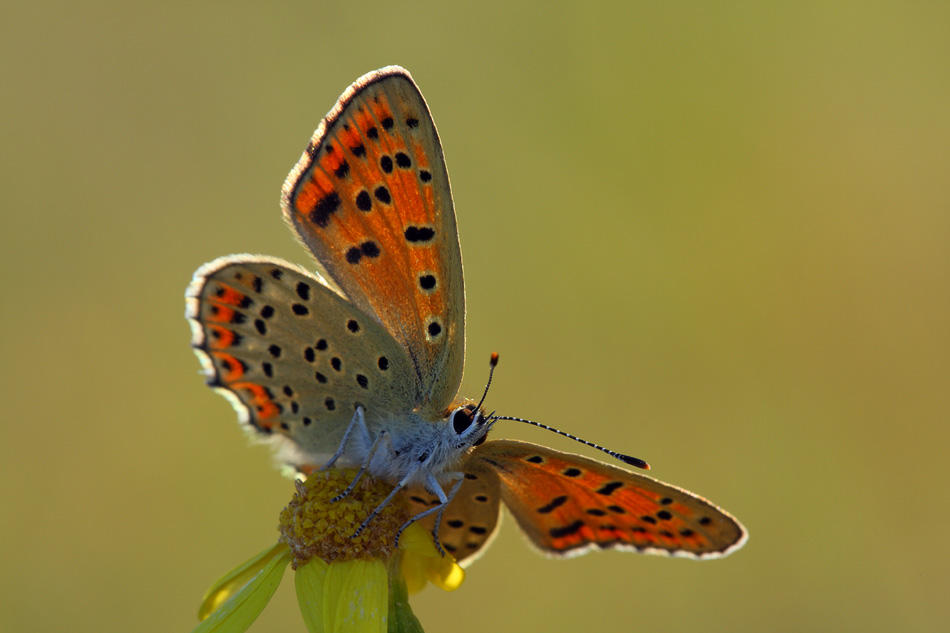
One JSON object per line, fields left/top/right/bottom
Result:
{"left": 190, "top": 469, "right": 463, "bottom": 633}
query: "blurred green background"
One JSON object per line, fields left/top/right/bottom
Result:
{"left": 2, "top": 2, "right": 948, "bottom": 632}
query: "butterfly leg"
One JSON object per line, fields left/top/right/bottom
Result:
{"left": 429, "top": 475, "right": 464, "bottom": 555}
{"left": 320, "top": 405, "right": 367, "bottom": 472}
{"left": 330, "top": 428, "right": 389, "bottom": 503}
{"left": 394, "top": 472, "right": 464, "bottom": 556}
{"left": 351, "top": 473, "right": 407, "bottom": 538}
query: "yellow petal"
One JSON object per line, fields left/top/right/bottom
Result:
{"left": 398, "top": 524, "right": 464, "bottom": 593}
{"left": 198, "top": 542, "right": 290, "bottom": 620}
{"left": 323, "top": 559, "right": 388, "bottom": 633}
{"left": 190, "top": 545, "right": 291, "bottom": 633}
{"left": 425, "top": 556, "right": 465, "bottom": 592}
{"left": 295, "top": 558, "right": 330, "bottom": 633}
{"left": 396, "top": 524, "right": 439, "bottom": 559}
{"left": 400, "top": 553, "right": 429, "bottom": 596}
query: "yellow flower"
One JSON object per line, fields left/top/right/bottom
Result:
{"left": 190, "top": 469, "right": 464, "bottom": 633}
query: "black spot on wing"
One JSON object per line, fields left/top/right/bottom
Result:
{"left": 405, "top": 226, "right": 435, "bottom": 243}
{"left": 549, "top": 520, "right": 585, "bottom": 539}
{"left": 356, "top": 190, "right": 372, "bottom": 211}
{"left": 596, "top": 481, "right": 623, "bottom": 495}
{"left": 418, "top": 274, "right": 436, "bottom": 290}
{"left": 536, "top": 495, "right": 569, "bottom": 514}
{"left": 309, "top": 192, "right": 341, "bottom": 228}
{"left": 374, "top": 186, "right": 391, "bottom": 204}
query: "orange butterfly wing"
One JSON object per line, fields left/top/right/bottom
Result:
{"left": 464, "top": 440, "right": 747, "bottom": 559}
{"left": 281, "top": 67, "right": 463, "bottom": 413}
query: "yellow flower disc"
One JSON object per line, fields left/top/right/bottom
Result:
{"left": 278, "top": 469, "right": 411, "bottom": 568}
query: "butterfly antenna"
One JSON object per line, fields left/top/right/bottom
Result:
{"left": 474, "top": 352, "right": 499, "bottom": 412}
{"left": 491, "top": 414, "right": 651, "bottom": 470}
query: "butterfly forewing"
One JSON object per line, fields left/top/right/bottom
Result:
{"left": 281, "top": 67, "right": 464, "bottom": 413}
{"left": 186, "top": 256, "right": 418, "bottom": 468}
{"left": 471, "top": 440, "right": 747, "bottom": 559}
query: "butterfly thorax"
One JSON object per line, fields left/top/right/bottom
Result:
{"left": 352, "top": 402, "right": 491, "bottom": 488}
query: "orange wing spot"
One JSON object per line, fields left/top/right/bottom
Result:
{"left": 670, "top": 502, "right": 695, "bottom": 518}
{"left": 550, "top": 523, "right": 597, "bottom": 551}
{"left": 235, "top": 382, "right": 280, "bottom": 420}
{"left": 310, "top": 170, "right": 335, "bottom": 196}
{"left": 320, "top": 149, "right": 347, "bottom": 175}
{"left": 206, "top": 304, "right": 237, "bottom": 324}
{"left": 380, "top": 172, "right": 427, "bottom": 226}
{"left": 411, "top": 141, "right": 431, "bottom": 169}
{"left": 633, "top": 530, "right": 661, "bottom": 545}
{"left": 211, "top": 351, "right": 246, "bottom": 381}
{"left": 422, "top": 184, "right": 436, "bottom": 215}
{"left": 293, "top": 170, "right": 340, "bottom": 228}
{"left": 294, "top": 178, "right": 322, "bottom": 214}
{"left": 206, "top": 324, "right": 237, "bottom": 349}
{"left": 402, "top": 170, "right": 428, "bottom": 216}
{"left": 370, "top": 95, "right": 393, "bottom": 123}
{"left": 213, "top": 284, "right": 248, "bottom": 308}
{"left": 340, "top": 124, "right": 363, "bottom": 151}
{"left": 353, "top": 107, "right": 376, "bottom": 134}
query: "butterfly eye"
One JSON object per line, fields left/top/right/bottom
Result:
{"left": 452, "top": 408, "right": 474, "bottom": 434}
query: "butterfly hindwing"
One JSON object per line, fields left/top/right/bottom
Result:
{"left": 406, "top": 457, "right": 503, "bottom": 567}
{"left": 281, "top": 67, "right": 464, "bottom": 414}
{"left": 470, "top": 440, "right": 748, "bottom": 559}
{"left": 186, "top": 255, "right": 419, "bottom": 468}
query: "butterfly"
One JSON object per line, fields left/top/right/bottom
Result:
{"left": 186, "top": 66, "right": 747, "bottom": 566}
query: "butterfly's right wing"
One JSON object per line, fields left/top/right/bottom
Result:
{"left": 186, "top": 255, "right": 418, "bottom": 469}
{"left": 281, "top": 67, "right": 465, "bottom": 414}
{"left": 468, "top": 440, "right": 747, "bottom": 560}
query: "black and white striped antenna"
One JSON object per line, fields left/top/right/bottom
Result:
{"left": 483, "top": 353, "right": 649, "bottom": 470}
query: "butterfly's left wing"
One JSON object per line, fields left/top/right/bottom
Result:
{"left": 464, "top": 440, "right": 748, "bottom": 559}
{"left": 281, "top": 67, "right": 464, "bottom": 413}
{"left": 186, "top": 256, "right": 420, "bottom": 469}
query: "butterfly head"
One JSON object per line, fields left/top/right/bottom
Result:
{"left": 436, "top": 351, "right": 498, "bottom": 452}
{"left": 446, "top": 402, "right": 494, "bottom": 450}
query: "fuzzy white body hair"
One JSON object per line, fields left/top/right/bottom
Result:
{"left": 351, "top": 412, "right": 470, "bottom": 489}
